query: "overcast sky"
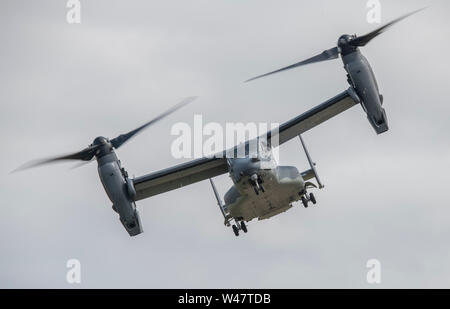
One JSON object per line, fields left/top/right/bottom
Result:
{"left": 1, "top": 0, "right": 449, "bottom": 288}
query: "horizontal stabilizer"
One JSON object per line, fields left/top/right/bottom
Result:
{"left": 299, "top": 135, "right": 324, "bottom": 189}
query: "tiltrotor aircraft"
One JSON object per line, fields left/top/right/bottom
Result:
{"left": 16, "top": 10, "right": 423, "bottom": 237}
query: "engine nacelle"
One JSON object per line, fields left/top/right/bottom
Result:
{"left": 366, "top": 104, "right": 388, "bottom": 135}
{"left": 97, "top": 151, "right": 143, "bottom": 236}
{"left": 343, "top": 50, "right": 389, "bottom": 135}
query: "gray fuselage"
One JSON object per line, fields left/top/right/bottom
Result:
{"left": 223, "top": 148, "right": 306, "bottom": 222}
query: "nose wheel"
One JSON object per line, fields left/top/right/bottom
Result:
{"left": 250, "top": 174, "right": 265, "bottom": 195}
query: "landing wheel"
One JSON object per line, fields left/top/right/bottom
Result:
{"left": 241, "top": 221, "right": 248, "bottom": 233}
{"left": 301, "top": 196, "right": 308, "bottom": 208}
{"left": 309, "top": 193, "right": 316, "bottom": 205}
{"left": 232, "top": 224, "right": 239, "bottom": 237}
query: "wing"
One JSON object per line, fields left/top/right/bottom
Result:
{"left": 133, "top": 157, "right": 228, "bottom": 201}
{"left": 132, "top": 88, "right": 358, "bottom": 202}
{"left": 266, "top": 88, "right": 358, "bottom": 146}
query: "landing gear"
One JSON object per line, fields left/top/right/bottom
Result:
{"left": 232, "top": 220, "right": 247, "bottom": 237}
{"left": 300, "top": 191, "right": 317, "bottom": 208}
{"left": 250, "top": 174, "right": 264, "bottom": 195}
{"left": 309, "top": 193, "right": 316, "bottom": 205}
{"left": 241, "top": 221, "right": 248, "bottom": 233}
{"left": 301, "top": 196, "right": 308, "bottom": 208}
{"left": 253, "top": 186, "right": 259, "bottom": 195}
{"left": 232, "top": 224, "right": 239, "bottom": 237}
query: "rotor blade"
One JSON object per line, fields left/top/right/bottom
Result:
{"left": 12, "top": 145, "right": 99, "bottom": 172}
{"left": 70, "top": 159, "right": 95, "bottom": 170}
{"left": 350, "top": 7, "right": 427, "bottom": 47}
{"left": 110, "top": 96, "right": 197, "bottom": 149}
{"left": 245, "top": 47, "right": 339, "bottom": 82}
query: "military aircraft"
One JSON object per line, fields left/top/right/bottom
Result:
{"left": 15, "top": 10, "right": 424, "bottom": 237}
